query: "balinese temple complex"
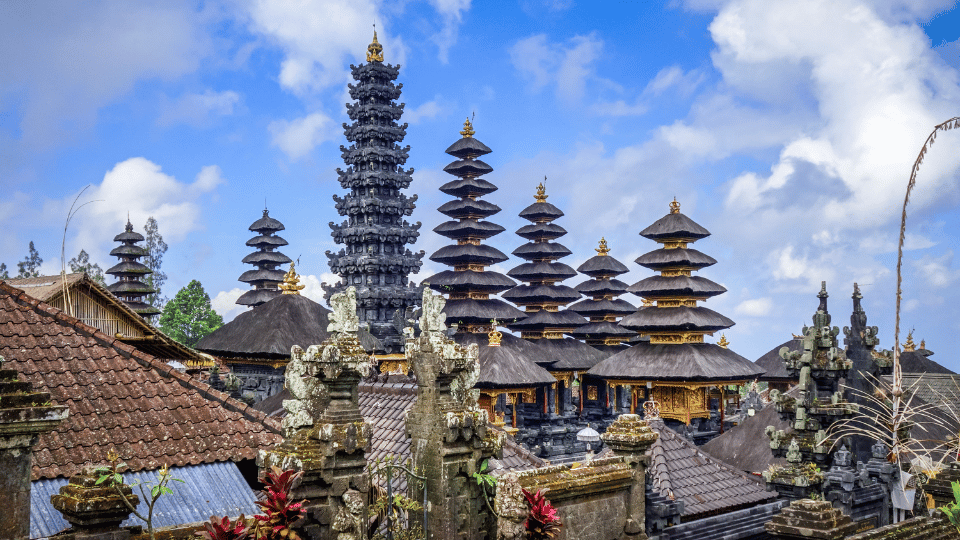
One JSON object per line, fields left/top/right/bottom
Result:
{"left": 106, "top": 219, "right": 161, "bottom": 320}
{"left": 237, "top": 209, "right": 291, "bottom": 308}
{"left": 323, "top": 31, "right": 423, "bottom": 354}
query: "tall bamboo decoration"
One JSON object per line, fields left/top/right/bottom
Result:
{"left": 893, "top": 117, "right": 960, "bottom": 467}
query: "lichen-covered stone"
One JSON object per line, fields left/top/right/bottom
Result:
{"left": 50, "top": 467, "right": 139, "bottom": 534}
{"left": 764, "top": 499, "right": 858, "bottom": 540}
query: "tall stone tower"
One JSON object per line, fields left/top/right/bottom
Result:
{"left": 106, "top": 219, "right": 161, "bottom": 320}
{"left": 324, "top": 30, "right": 424, "bottom": 354}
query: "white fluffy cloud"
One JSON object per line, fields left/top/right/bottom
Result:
{"left": 735, "top": 297, "right": 773, "bottom": 317}
{"left": 211, "top": 287, "right": 247, "bottom": 322}
{"left": 404, "top": 97, "right": 449, "bottom": 125}
{"left": 268, "top": 112, "right": 337, "bottom": 160}
{"left": 510, "top": 33, "right": 606, "bottom": 103}
{"left": 157, "top": 89, "right": 242, "bottom": 127}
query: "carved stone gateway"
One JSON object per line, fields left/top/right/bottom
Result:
{"left": 259, "top": 286, "right": 373, "bottom": 540}
{"left": 405, "top": 288, "right": 498, "bottom": 540}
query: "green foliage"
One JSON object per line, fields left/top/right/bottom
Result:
{"left": 472, "top": 459, "right": 500, "bottom": 518}
{"left": 941, "top": 480, "right": 960, "bottom": 533}
{"left": 0, "top": 262, "right": 8, "bottom": 279}
{"left": 159, "top": 280, "right": 223, "bottom": 347}
{"left": 17, "top": 241, "right": 43, "bottom": 278}
{"left": 366, "top": 455, "right": 426, "bottom": 540}
{"left": 68, "top": 249, "right": 105, "bottom": 284}
{"left": 143, "top": 217, "right": 168, "bottom": 309}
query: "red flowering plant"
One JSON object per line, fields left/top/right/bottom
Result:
{"left": 197, "top": 467, "right": 306, "bottom": 540}
{"left": 522, "top": 488, "right": 562, "bottom": 539}
{"left": 197, "top": 515, "right": 250, "bottom": 540}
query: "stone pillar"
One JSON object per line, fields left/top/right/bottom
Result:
{"left": 50, "top": 468, "right": 139, "bottom": 540}
{"left": 925, "top": 461, "right": 960, "bottom": 508}
{"left": 405, "top": 288, "right": 500, "bottom": 540}
{"left": 0, "top": 355, "right": 69, "bottom": 540}
{"left": 764, "top": 499, "right": 858, "bottom": 540}
{"left": 258, "top": 287, "right": 373, "bottom": 540}
{"left": 602, "top": 413, "right": 659, "bottom": 539}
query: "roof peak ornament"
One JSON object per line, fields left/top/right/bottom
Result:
{"left": 280, "top": 262, "right": 305, "bottom": 295}
{"left": 595, "top": 237, "right": 610, "bottom": 256}
{"left": 669, "top": 197, "right": 680, "bottom": 214}
{"left": 367, "top": 27, "right": 383, "bottom": 62}
{"left": 535, "top": 178, "right": 548, "bottom": 202}
{"left": 903, "top": 330, "right": 916, "bottom": 352}
{"left": 460, "top": 116, "right": 475, "bottom": 138}
{"left": 718, "top": 334, "right": 729, "bottom": 348}
{"left": 488, "top": 318, "right": 502, "bottom": 347}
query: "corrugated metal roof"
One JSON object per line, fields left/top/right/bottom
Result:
{"left": 31, "top": 461, "right": 258, "bottom": 539}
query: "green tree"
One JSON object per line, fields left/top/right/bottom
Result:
{"left": 0, "top": 263, "right": 8, "bottom": 279}
{"left": 68, "top": 249, "right": 105, "bottom": 284}
{"left": 159, "top": 280, "right": 223, "bottom": 347}
{"left": 17, "top": 241, "right": 43, "bottom": 278}
{"left": 143, "top": 217, "right": 168, "bottom": 309}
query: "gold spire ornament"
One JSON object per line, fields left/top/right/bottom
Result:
{"left": 535, "top": 178, "right": 548, "bottom": 202}
{"left": 460, "top": 117, "right": 475, "bottom": 138}
{"left": 596, "top": 237, "right": 610, "bottom": 256}
{"left": 280, "top": 262, "right": 305, "bottom": 295}
{"left": 669, "top": 197, "right": 680, "bottom": 214}
{"left": 718, "top": 334, "right": 730, "bottom": 348}
{"left": 903, "top": 331, "right": 916, "bottom": 352}
{"left": 488, "top": 326, "right": 502, "bottom": 347}
{"left": 920, "top": 339, "right": 926, "bottom": 350}
{"left": 367, "top": 28, "right": 383, "bottom": 62}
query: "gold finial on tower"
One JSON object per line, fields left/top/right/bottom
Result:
{"left": 367, "top": 25, "right": 384, "bottom": 62}
{"left": 920, "top": 339, "right": 926, "bottom": 350}
{"left": 488, "top": 319, "right": 502, "bottom": 347}
{"left": 718, "top": 334, "right": 730, "bottom": 348}
{"left": 669, "top": 197, "right": 680, "bottom": 214}
{"left": 460, "top": 117, "right": 475, "bottom": 138}
{"left": 280, "top": 262, "right": 305, "bottom": 295}
{"left": 903, "top": 331, "right": 916, "bottom": 352}
{"left": 535, "top": 177, "right": 548, "bottom": 202}
{"left": 596, "top": 237, "right": 610, "bottom": 256}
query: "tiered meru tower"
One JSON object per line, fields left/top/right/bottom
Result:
{"left": 589, "top": 199, "right": 762, "bottom": 428}
{"left": 106, "top": 219, "right": 161, "bottom": 319}
{"left": 324, "top": 31, "right": 423, "bottom": 354}
{"left": 568, "top": 238, "right": 636, "bottom": 351}
{"left": 237, "top": 209, "right": 291, "bottom": 308}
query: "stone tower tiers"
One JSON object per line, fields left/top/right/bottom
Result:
{"left": 324, "top": 31, "right": 423, "bottom": 354}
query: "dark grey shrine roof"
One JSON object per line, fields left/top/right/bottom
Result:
{"left": 567, "top": 297, "right": 636, "bottom": 317}
{"left": 425, "top": 270, "right": 516, "bottom": 293}
{"left": 515, "top": 223, "right": 567, "bottom": 241}
{"left": 507, "top": 309, "right": 587, "bottom": 332}
{"left": 576, "top": 255, "right": 630, "bottom": 277}
{"left": 639, "top": 212, "right": 711, "bottom": 241}
{"left": 574, "top": 278, "right": 630, "bottom": 296}
{"left": 619, "top": 306, "right": 735, "bottom": 333}
{"left": 502, "top": 284, "right": 582, "bottom": 305}
{"left": 588, "top": 342, "right": 764, "bottom": 382}
{"left": 535, "top": 337, "right": 611, "bottom": 370}
{"left": 241, "top": 251, "right": 293, "bottom": 265}
{"left": 507, "top": 262, "right": 578, "bottom": 281}
{"left": 634, "top": 248, "right": 717, "bottom": 271}
{"left": 518, "top": 201, "right": 564, "bottom": 222}
{"left": 444, "top": 136, "right": 493, "bottom": 159}
{"left": 438, "top": 177, "right": 499, "bottom": 198}
{"left": 512, "top": 242, "right": 572, "bottom": 261}
{"left": 437, "top": 198, "right": 502, "bottom": 220}
{"left": 433, "top": 220, "right": 506, "bottom": 239}
{"left": 442, "top": 159, "right": 494, "bottom": 177}
{"left": 429, "top": 244, "right": 510, "bottom": 266}
{"left": 246, "top": 235, "right": 289, "bottom": 248}
{"left": 627, "top": 275, "right": 727, "bottom": 298}
{"left": 249, "top": 210, "right": 285, "bottom": 233}
{"left": 455, "top": 332, "right": 557, "bottom": 388}
{"left": 436, "top": 298, "right": 527, "bottom": 326}
{"left": 754, "top": 338, "right": 801, "bottom": 381}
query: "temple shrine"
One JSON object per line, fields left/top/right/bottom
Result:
{"left": 106, "top": 219, "right": 161, "bottom": 320}
{"left": 236, "top": 208, "right": 291, "bottom": 308}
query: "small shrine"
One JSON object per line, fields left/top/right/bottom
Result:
{"left": 105, "top": 219, "right": 161, "bottom": 319}
{"left": 236, "top": 208, "right": 291, "bottom": 308}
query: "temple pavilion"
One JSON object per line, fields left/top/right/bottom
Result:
{"left": 588, "top": 198, "right": 762, "bottom": 431}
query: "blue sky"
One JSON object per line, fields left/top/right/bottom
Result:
{"left": 2, "top": 0, "right": 960, "bottom": 371}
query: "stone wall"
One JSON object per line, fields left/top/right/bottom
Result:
{"left": 845, "top": 512, "right": 956, "bottom": 540}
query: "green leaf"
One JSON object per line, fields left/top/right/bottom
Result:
{"left": 151, "top": 485, "right": 160, "bottom": 498}
{"left": 172, "top": 478, "right": 185, "bottom": 483}
{"left": 480, "top": 459, "right": 488, "bottom": 473}
{"left": 114, "top": 474, "right": 123, "bottom": 484}
{"left": 95, "top": 475, "right": 109, "bottom": 485}
{"left": 952, "top": 481, "right": 960, "bottom": 503}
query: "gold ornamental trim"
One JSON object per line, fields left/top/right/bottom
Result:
{"left": 660, "top": 240, "right": 690, "bottom": 249}
{"left": 595, "top": 237, "right": 610, "bottom": 256}
{"left": 460, "top": 117, "right": 475, "bottom": 138}
{"left": 535, "top": 178, "right": 548, "bottom": 203}
{"left": 453, "top": 263, "right": 487, "bottom": 272}
{"left": 366, "top": 28, "right": 384, "bottom": 62}
{"left": 648, "top": 332, "right": 705, "bottom": 344}
{"left": 669, "top": 197, "right": 681, "bottom": 214}
{"left": 655, "top": 298, "right": 698, "bottom": 308}
{"left": 660, "top": 268, "right": 692, "bottom": 277}
{"left": 457, "top": 238, "right": 482, "bottom": 246}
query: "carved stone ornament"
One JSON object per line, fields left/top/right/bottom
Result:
{"left": 332, "top": 489, "right": 365, "bottom": 540}
{"left": 495, "top": 472, "right": 528, "bottom": 540}
{"left": 327, "top": 286, "right": 361, "bottom": 334}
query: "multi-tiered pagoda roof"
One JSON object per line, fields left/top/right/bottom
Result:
{"left": 106, "top": 220, "right": 160, "bottom": 319}
{"left": 323, "top": 31, "right": 423, "bottom": 354}
{"left": 237, "top": 209, "right": 291, "bottom": 308}
{"left": 568, "top": 238, "right": 636, "bottom": 352}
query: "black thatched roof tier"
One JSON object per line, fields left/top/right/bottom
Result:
{"left": 106, "top": 261, "right": 152, "bottom": 275}
{"left": 113, "top": 229, "right": 145, "bottom": 242}
{"left": 515, "top": 223, "right": 567, "bottom": 241}
{"left": 196, "top": 294, "right": 331, "bottom": 357}
{"left": 440, "top": 299, "right": 527, "bottom": 326}
{"left": 627, "top": 275, "right": 726, "bottom": 299}
{"left": 109, "top": 245, "right": 146, "bottom": 257}
{"left": 120, "top": 301, "right": 161, "bottom": 316}
{"left": 242, "top": 251, "right": 293, "bottom": 265}
{"left": 246, "top": 235, "right": 289, "bottom": 248}
{"left": 442, "top": 159, "right": 494, "bottom": 178}
{"left": 518, "top": 201, "right": 563, "bottom": 222}
{"left": 577, "top": 255, "right": 630, "bottom": 277}
{"left": 249, "top": 212, "right": 285, "bottom": 233}
{"left": 507, "top": 309, "right": 587, "bottom": 332}
{"left": 236, "top": 288, "right": 281, "bottom": 307}
{"left": 454, "top": 332, "right": 556, "bottom": 389}
{"left": 634, "top": 248, "right": 717, "bottom": 271}
{"left": 502, "top": 284, "right": 581, "bottom": 305}
{"left": 619, "top": 306, "right": 735, "bottom": 333}
{"left": 587, "top": 342, "right": 764, "bottom": 382}
{"left": 429, "top": 244, "right": 510, "bottom": 266}
{"left": 512, "top": 242, "right": 572, "bottom": 261}
{"left": 444, "top": 136, "right": 493, "bottom": 159}
{"left": 755, "top": 338, "right": 800, "bottom": 381}
{"left": 639, "top": 212, "right": 710, "bottom": 241}
{"left": 437, "top": 198, "right": 501, "bottom": 220}
{"left": 900, "top": 348, "right": 955, "bottom": 374}
{"left": 569, "top": 322, "right": 636, "bottom": 341}
{"left": 567, "top": 298, "right": 636, "bottom": 317}
{"left": 107, "top": 281, "right": 154, "bottom": 294}
{"left": 239, "top": 268, "right": 287, "bottom": 283}
{"left": 106, "top": 220, "right": 157, "bottom": 317}
{"left": 425, "top": 270, "right": 516, "bottom": 294}
{"left": 574, "top": 278, "right": 630, "bottom": 296}
{"left": 438, "top": 177, "right": 498, "bottom": 198}
{"left": 535, "top": 337, "right": 610, "bottom": 370}
{"left": 433, "top": 220, "right": 506, "bottom": 240}
{"left": 507, "top": 262, "right": 577, "bottom": 281}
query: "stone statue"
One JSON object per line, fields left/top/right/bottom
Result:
{"left": 495, "top": 472, "right": 528, "bottom": 540}
{"left": 332, "top": 489, "right": 365, "bottom": 540}
{"left": 786, "top": 438, "right": 802, "bottom": 463}
{"left": 281, "top": 345, "right": 328, "bottom": 437}
{"left": 834, "top": 444, "right": 852, "bottom": 468}
{"left": 418, "top": 286, "right": 447, "bottom": 336}
{"left": 328, "top": 286, "right": 360, "bottom": 334}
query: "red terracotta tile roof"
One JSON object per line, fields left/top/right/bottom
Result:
{"left": 0, "top": 281, "right": 281, "bottom": 480}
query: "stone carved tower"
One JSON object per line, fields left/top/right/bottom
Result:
{"left": 324, "top": 31, "right": 424, "bottom": 354}
{"left": 258, "top": 286, "right": 373, "bottom": 540}
{"left": 405, "top": 288, "right": 501, "bottom": 540}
